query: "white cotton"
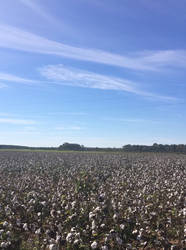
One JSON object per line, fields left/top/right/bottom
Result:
{"left": 137, "top": 234, "right": 142, "bottom": 240}
{"left": 49, "top": 244, "right": 57, "bottom": 250}
{"left": 41, "top": 201, "right": 46, "bottom": 206}
{"left": 1, "top": 242, "right": 7, "bottom": 248}
{"left": 6, "top": 231, "right": 11, "bottom": 237}
{"left": 104, "top": 236, "right": 109, "bottom": 243}
{"left": 35, "top": 228, "right": 41, "bottom": 234}
{"left": 92, "top": 220, "right": 96, "bottom": 230}
{"left": 23, "top": 223, "right": 28, "bottom": 231}
{"left": 74, "top": 239, "right": 80, "bottom": 245}
{"left": 92, "top": 230, "right": 97, "bottom": 236}
{"left": 56, "top": 235, "right": 61, "bottom": 243}
{"left": 50, "top": 209, "right": 55, "bottom": 218}
{"left": 3, "top": 221, "right": 8, "bottom": 227}
{"left": 116, "top": 236, "right": 123, "bottom": 245}
{"left": 71, "top": 201, "right": 76, "bottom": 208}
{"left": 70, "top": 227, "right": 76, "bottom": 233}
{"left": 132, "top": 229, "right": 138, "bottom": 234}
{"left": 8, "top": 223, "right": 13, "bottom": 230}
{"left": 0, "top": 229, "right": 4, "bottom": 235}
{"left": 91, "top": 241, "right": 98, "bottom": 249}
{"left": 101, "top": 246, "right": 108, "bottom": 250}
{"left": 94, "top": 207, "right": 101, "bottom": 213}
{"left": 113, "top": 213, "right": 118, "bottom": 221}
{"left": 126, "top": 243, "right": 132, "bottom": 249}
{"left": 66, "top": 232, "right": 73, "bottom": 243}
{"left": 75, "top": 232, "right": 80, "bottom": 238}
{"left": 182, "top": 208, "right": 186, "bottom": 216}
{"left": 89, "top": 212, "right": 95, "bottom": 221}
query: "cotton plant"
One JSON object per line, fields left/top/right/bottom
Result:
{"left": 0, "top": 151, "right": 185, "bottom": 249}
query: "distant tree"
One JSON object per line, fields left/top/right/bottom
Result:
{"left": 122, "top": 143, "right": 186, "bottom": 153}
{"left": 59, "top": 143, "right": 83, "bottom": 151}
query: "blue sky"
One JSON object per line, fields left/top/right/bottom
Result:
{"left": 0, "top": 0, "right": 186, "bottom": 147}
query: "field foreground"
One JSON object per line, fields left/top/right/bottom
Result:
{"left": 0, "top": 151, "right": 185, "bottom": 249}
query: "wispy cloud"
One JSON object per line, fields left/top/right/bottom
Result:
{"left": 40, "top": 64, "right": 179, "bottom": 102}
{"left": 103, "top": 117, "right": 161, "bottom": 124}
{"left": 56, "top": 126, "right": 83, "bottom": 131}
{"left": 0, "top": 72, "right": 37, "bottom": 85}
{"left": 23, "top": 126, "right": 38, "bottom": 132}
{"left": 19, "top": 0, "right": 60, "bottom": 27}
{"left": 40, "top": 64, "right": 137, "bottom": 91}
{"left": 48, "top": 112, "right": 86, "bottom": 116}
{"left": 0, "top": 118, "right": 36, "bottom": 125}
{"left": 0, "top": 82, "right": 7, "bottom": 88}
{"left": 0, "top": 113, "right": 11, "bottom": 116}
{"left": 137, "top": 50, "right": 186, "bottom": 69}
{"left": 19, "top": 0, "right": 50, "bottom": 19}
{"left": 0, "top": 24, "right": 186, "bottom": 71}
{"left": 0, "top": 65, "right": 180, "bottom": 102}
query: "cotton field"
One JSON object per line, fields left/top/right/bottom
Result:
{"left": 0, "top": 151, "right": 185, "bottom": 249}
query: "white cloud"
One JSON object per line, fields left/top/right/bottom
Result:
{"left": 0, "top": 72, "right": 37, "bottom": 84}
{"left": 19, "top": 0, "right": 60, "bottom": 27}
{"left": 40, "top": 64, "right": 179, "bottom": 102}
{"left": 48, "top": 112, "right": 87, "bottom": 116}
{"left": 0, "top": 82, "right": 7, "bottom": 88}
{"left": 103, "top": 117, "right": 162, "bottom": 124}
{"left": 0, "top": 64, "right": 179, "bottom": 102}
{"left": 40, "top": 64, "right": 136, "bottom": 91}
{"left": 0, "top": 118, "right": 36, "bottom": 125}
{"left": 0, "top": 113, "right": 11, "bottom": 116}
{"left": 19, "top": 0, "right": 50, "bottom": 18}
{"left": 56, "top": 126, "right": 83, "bottom": 131}
{"left": 0, "top": 24, "right": 186, "bottom": 71}
{"left": 138, "top": 50, "right": 186, "bottom": 69}
{"left": 23, "top": 126, "right": 37, "bottom": 132}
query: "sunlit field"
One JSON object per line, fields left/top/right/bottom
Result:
{"left": 0, "top": 151, "right": 185, "bottom": 249}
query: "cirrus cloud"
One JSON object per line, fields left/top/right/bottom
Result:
{"left": 0, "top": 118, "right": 36, "bottom": 125}
{"left": 0, "top": 24, "right": 186, "bottom": 71}
{"left": 40, "top": 64, "right": 179, "bottom": 102}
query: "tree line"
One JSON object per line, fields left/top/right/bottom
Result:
{"left": 1, "top": 143, "right": 186, "bottom": 153}
{"left": 122, "top": 143, "right": 186, "bottom": 153}
{"left": 59, "top": 143, "right": 186, "bottom": 153}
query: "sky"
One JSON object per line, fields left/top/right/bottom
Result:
{"left": 0, "top": 0, "right": 186, "bottom": 147}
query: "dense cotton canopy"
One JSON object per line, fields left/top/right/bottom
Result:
{"left": 0, "top": 151, "right": 185, "bottom": 249}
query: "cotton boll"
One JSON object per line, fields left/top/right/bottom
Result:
{"left": 66, "top": 232, "right": 73, "bottom": 243}
{"left": 92, "top": 230, "right": 97, "bottom": 236}
{"left": 116, "top": 236, "right": 123, "bottom": 245}
{"left": 101, "top": 246, "right": 108, "bottom": 250}
{"left": 56, "top": 234, "right": 61, "bottom": 243}
{"left": 74, "top": 239, "right": 80, "bottom": 245}
{"left": 100, "top": 223, "right": 105, "bottom": 229}
{"left": 1, "top": 242, "right": 7, "bottom": 248}
{"left": 3, "top": 221, "right": 8, "bottom": 227}
{"left": 35, "top": 228, "right": 41, "bottom": 235}
{"left": 91, "top": 241, "right": 98, "bottom": 249}
{"left": 0, "top": 229, "right": 4, "bottom": 235}
{"left": 113, "top": 213, "right": 118, "bottom": 222}
{"left": 92, "top": 220, "right": 96, "bottom": 230}
{"left": 89, "top": 212, "right": 96, "bottom": 221}
{"left": 41, "top": 201, "right": 46, "bottom": 207}
{"left": 6, "top": 231, "right": 11, "bottom": 237}
{"left": 94, "top": 207, "right": 101, "bottom": 213}
{"left": 48, "top": 244, "right": 57, "bottom": 250}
